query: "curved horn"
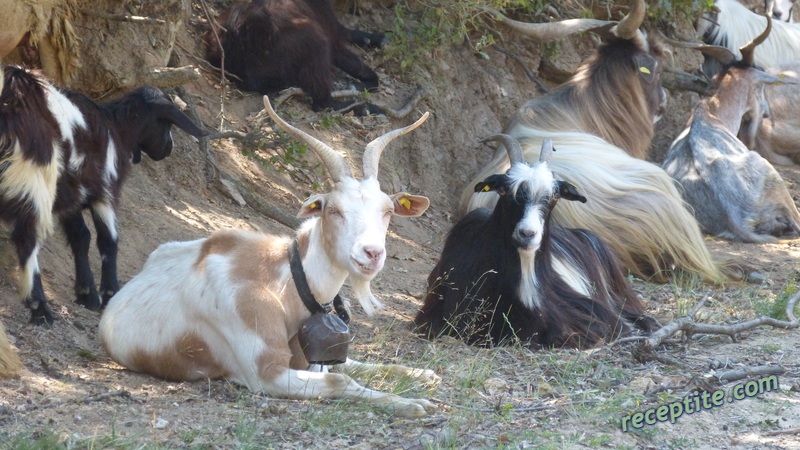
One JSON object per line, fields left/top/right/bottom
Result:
{"left": 481, "top": 134, "right": 525, "bottom": 165}
{"left": 657, "top": 31, "right": 738, "bottom": 66}
{"left": 612, "top": 0, "right": 646, "bottom": 39}
{"left": 740, "top": 14, "right": 772, "bottom": 66}
{"left": 538, "top": 139, "right": 555, "bottom": 164}
{"left": 362, "top": 111, "right": 429, "bottom": 180}
{"left": 482, "top": 6, "right": 614, "bottom": 42}
{"left": 262, "top": 96, "right": 351, "bottom": 182}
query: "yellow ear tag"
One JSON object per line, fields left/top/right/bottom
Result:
{"left": 399, "top": 197, "right": 411, "bottom": 209}
{"left": 778, "top": 74, "right": 786, "bottom": 79}
{"left": 639, "top": 67, "right": 651, "bottom": 74}
{"left": 482, "top": 185, "right": 491, "bottom": 192}
{"left": 308, "top": 202, "right": 317, "bottom": 209}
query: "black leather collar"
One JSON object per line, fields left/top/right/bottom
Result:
{"left": 289, "top": 239, "right": 350, "bottom": 323}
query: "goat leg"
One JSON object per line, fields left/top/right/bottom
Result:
{"left": 61, "top": 211, "right": 102, "bottom": 311}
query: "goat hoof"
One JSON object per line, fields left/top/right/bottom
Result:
{"left": 29, "top": 304, "right": 55, "bottom": 327}
{"left": 76, "top": 292, "right": 102, "bottom": 311}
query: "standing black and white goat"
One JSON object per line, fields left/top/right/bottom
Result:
{"left": 0, "top": 64, "right": 208, "bottom": 325}
{"left": 205, "top": 0, "right": 386, "bottom": 114}
{"left": 417, "top": 136, "right": 656, "bottom": 349}
{"left": 463, "top": 0, "right": 722, "bottom": 282}
{"left": 99, "top": 96, "right": 438, "bottom": 417}
{"left": 664, "top": 16, "right": 800, "bottom": 243}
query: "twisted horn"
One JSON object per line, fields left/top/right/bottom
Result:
{"left": 362, "top": 111, "right": 429, "bottom": 180}
{"left": 262, "top": 96, "right": 351, "bottom": 182}
{"left": 612, "top": 0, "right": 646, "bottom": 39}
{"left": 740, "top": 14, "right": 772, "bottom": 66}
{"left": 482, "top": 6, "right": 614, "bottom": 41}
{"left": 481, "top": 134, "right": 525, "bottom": 165}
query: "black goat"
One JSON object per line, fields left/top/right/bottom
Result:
{"left": 205, "top": 0, "right": 386, "bottom": 114}
{"left": 0, "top": 64, "right": 208, "bottom": 325}
{"left": 415, "top": 136, "right": 657, "bottom": 349}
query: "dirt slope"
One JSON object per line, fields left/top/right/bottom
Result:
{"left": 1, "top": 1, "right": 800, "bottom": 448}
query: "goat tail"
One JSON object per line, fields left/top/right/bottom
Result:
{"left": 0, "top": 320, "right": 22, "bottom": 379}
{"left": 462, "top": 130, "right": 724, "bottom": 283}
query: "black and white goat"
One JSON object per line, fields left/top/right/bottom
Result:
{"left": 417, "top": 136, "right": 657, "bottom": 349}
{"left": 664, "top": 16, "right": 800, "bottom": 243}
{"left": 463, "top": 0, "right": 722, "bottom": 282}
{"left": 0, "top": 64, "right": 208, "bottom": 325}
{"left": 99, "top": 96, "right": 438, "bottom": 417}
{"left": 205, "top": 0, "right": 386, "bottom": 114}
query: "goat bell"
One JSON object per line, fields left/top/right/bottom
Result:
{"left": 298, "top": 313, "right": 350, "bottom": 365}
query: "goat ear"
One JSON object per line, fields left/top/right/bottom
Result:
{"left": 633, "top": 53, "right": 658, "bottom": 83}
{"left": 557, "top": 181, "right": 587, "bottom": 203}
{"left": 298, "top": 195, "right": 325, "bottom": 218}
{"left": 391, "top": 193, "right": 430, "bottom": 217}
{"left": 156, "top": 104, "right": 209, "bottom": 137}
{"left": 474, "top": 174, "right": 508, "bottom": 195}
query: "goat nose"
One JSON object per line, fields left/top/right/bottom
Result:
{"left": 363, "top": 246, "right": 385, "bottom": 261}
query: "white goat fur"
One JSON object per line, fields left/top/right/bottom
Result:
{"left": 700, "top": 0, "right": 800, "bottom": 67}
{"left": 100, "top": 107, "right": 438, "bottom": 417}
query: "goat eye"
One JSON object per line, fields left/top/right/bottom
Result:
{"left": 327, "top": 208, "right": 341, "bottom": 216}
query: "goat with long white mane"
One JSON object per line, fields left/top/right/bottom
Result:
{"left": 463, "top": 0, "right": 722, "bottom": 282}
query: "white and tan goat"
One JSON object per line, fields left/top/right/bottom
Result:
{"left": 99, "top": 96, "right": 438, "bottom": 418}
{"left": 664, "top": 17, "right": 800, "bottom": 242}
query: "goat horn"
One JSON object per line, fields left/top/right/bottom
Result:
{"left": 262, "top": 96, "right": 351, "bottom": 182}
{"left": 538, "top": 139, "right": 555, "bottom": 164}
{"left": 612, "top": 0, "right": 646, "bottom": 40}
{"left": 481, "top": 134, "right": 525, "bottom": 165}
{"left": 657, "top": 31, "right": 738, "bottom": 66}
{"left": 740, "top": 14, "right": 772, "bottom": 66}
{"left": 362, "top": 111, "right": 429, "bottom": 180}
{"left": 481, "top": 6, "right": 614, "bottom": 42}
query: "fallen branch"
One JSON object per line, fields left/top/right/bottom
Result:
{"left": 140, "top": 66, "right": 200, "bottom": 89}
{"left": 715, "top": 365, "right": 785, "bottom": 384}
{"left": 764, "top": 427, "right": 800, "bottom": 436}
{"left": 643, "top": 290, "right": 799, "bottom": 349}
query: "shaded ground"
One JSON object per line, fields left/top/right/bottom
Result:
{"left": 2, "top": 1, "right": 800, "bottom": 448}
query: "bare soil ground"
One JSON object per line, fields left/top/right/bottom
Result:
{"left": 2, "top": 2, "right": 800, "bottom": 449}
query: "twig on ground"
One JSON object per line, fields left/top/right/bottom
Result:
{"left": 714, "top": 365, "right": 785, "bottom": 384}
{"left": 764, "top": 427, "right": 800, "bottom": 436}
